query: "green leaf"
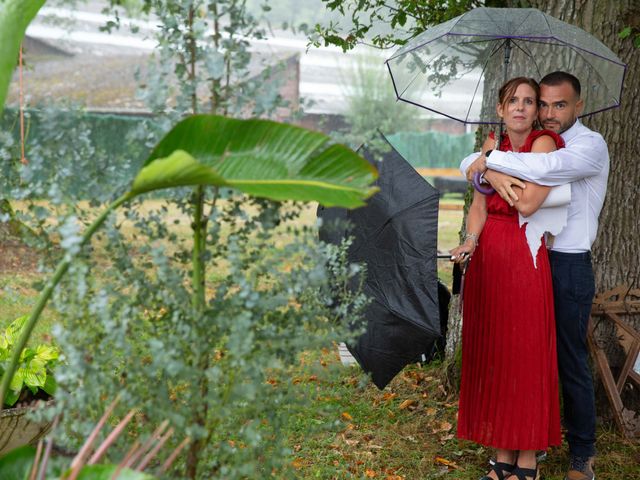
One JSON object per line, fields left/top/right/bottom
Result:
{"left": 0, "top": 0, "right": 47, "bottom": 115}
{"left": 130, "top": 150, "right": 227, "bottom": 195}
{"left": 3, "top": 316, "right": 28, "bottom": 348}
{"left": 41, "top": 372, "right": 57, "bottom": 396}
{"left": 76, "top": 464, "right": 157, "bottom": 479}
{"left": 619, "top": 26, "right": 632, "bottom": 39}
{"left": 0, "top": 445, "right": 36, "bottom": 480}
{"left": 34, "top": 344, "right": 59, "bottom": 362}
{"left": 9, "top": 368, "right": 23, "bottom": 393}
{"left": 20, "top": 359, "right": 47, "bottom": 389}
{"left": 3, "top": 388, "right": 19, "bottom": 407}
{"left": 132, "top": 115, "right": 378, "bottom": 208}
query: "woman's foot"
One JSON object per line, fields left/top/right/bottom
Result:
{"left": 506, "top": 450, "right": 539, "bottom": 480}
{"left": 506, "top": 465, "right": 539, "bottom": 480}
{"left": 480, "top": 449, "right": 517, "bottom": 480}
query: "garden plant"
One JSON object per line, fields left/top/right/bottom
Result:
{"left": 0, "top": 1, "right": 378, "bottom": 478}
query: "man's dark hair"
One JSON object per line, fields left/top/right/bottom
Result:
{"left": 540, "top": 71, "right": 581, "bottom": 97}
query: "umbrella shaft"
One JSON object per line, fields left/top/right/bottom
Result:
{"left": 503, "top": 38, "right": 512, "bottom": 84}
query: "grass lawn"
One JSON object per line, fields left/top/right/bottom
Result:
{"left": 288, "top": 349, "right": 640, "bottom": 480}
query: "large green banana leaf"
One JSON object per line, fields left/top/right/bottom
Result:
{"left": 0, "top": 0, "right": 46, "bottom": 116}
{"left": 131, "top": 115, "right": 379, "bottom": 208}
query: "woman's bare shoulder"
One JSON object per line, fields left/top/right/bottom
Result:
{"left": 530, "top": 134, "right": 558, "bottom": 153}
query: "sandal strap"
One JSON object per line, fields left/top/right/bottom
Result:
{"left": 509, "top": 466, "right": 538, "bottom": 480}
{"left": 487, "top": 460, "right": 516, "bottom": 480}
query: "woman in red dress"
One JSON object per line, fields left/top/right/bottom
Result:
{"left": 451, "top": 77, "right": 564, "bottom": 480}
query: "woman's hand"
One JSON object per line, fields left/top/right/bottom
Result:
{"left": 449, "top": 238, "right": 476, "bottom": 263}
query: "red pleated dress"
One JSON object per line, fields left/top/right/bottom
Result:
{"left": 456, "top": 129, "right": 564, "bottom": 451}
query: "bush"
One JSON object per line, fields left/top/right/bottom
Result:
{"left": 41, "top": 196, "right": 367, "bottom": 479}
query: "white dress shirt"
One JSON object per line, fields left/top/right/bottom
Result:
{"left": 459, "top": 121, "right": 609, "bottom": 253}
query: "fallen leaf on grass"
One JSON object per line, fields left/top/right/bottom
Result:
{"left": 431, "top": 421, "right": 453, "bottom": 433}
{"left": 342, "top": 437, "right": 359, "bottom": 446}
{"left": 439, "top": 433, "right": 455, "bottom": 443}
{"left": 382, "top": 392, "right": 397, "bottom": 401}
{"left": 342, "top": 412, "right": 353, "bottom": 421}
{"left": 399, "top": 399, "right": 417, "bottom": 410}
{"left": 291, "top": 458, "right": 305, "bottom": 469}
{"left": 365, "top": 469, "right": 377, "bottom": 477}
{"left": 434, "top": 456, "right": 460, "bottom": 470}
{"left": 425, "top": 407, "right": 437, "bottom": 416}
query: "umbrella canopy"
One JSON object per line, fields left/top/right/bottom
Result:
{"left": 318, "top": 133, "right": 441, "bottom": 389}
{"left": 386, "top": 7, "right": 626, "bottom": 124}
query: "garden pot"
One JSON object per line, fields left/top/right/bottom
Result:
{"left": 0, "top": 402, "right": 53, "bottom": 455}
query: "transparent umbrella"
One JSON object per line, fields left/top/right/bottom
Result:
{"left": 386, "top": 7, "right": 626, "bottom": 124}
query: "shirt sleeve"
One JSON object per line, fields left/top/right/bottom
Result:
{"left": 460, "top": 152, "right": 481, "bottom": 177}
{"left": 486, "top": 131, "right": 608, "bottom": 186}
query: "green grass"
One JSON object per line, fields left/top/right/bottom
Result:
{"left": 286, "top": 350, "right": 640, "bottom": 480}
{"left": 0, "top": 273, "right": 57, "bottom": 343}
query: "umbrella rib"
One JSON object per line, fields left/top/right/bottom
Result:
{"left": 541, "top": 12, "right": 554, "bottom": 36}
{"left": 348, "top": 196, "right": 439, "bottom": 258}
{"left": 562, "top": 42, "right": 620, "bottom": 105}
{"left": 387, "top": 33, "right": 449, "bottom": 62}
{"left": 451, "top": 10, "right": 467, "bottom": 31}
{"left": 482, "top": 8, "right": 507, "bottom": 36}
{"left": 511, "top": 40, "right": 543, "bottom": 79}
{"left": 464, "top": 39, "right": 505, "bottom": 123}
{"left": 513, "top": 10, "right": 536, "bottom": 36}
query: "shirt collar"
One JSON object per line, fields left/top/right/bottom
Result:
{"left": 561, "top": 119, "right": 582, "bottom": 142}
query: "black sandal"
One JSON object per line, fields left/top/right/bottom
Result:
{"left": 479, "top": 459, "right": 516, "bottom": 480}
{"left": 507, "top": 465, "right": 539, "bottom": 480}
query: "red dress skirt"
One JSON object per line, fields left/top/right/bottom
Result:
{"left": 456, "top": 130, "right": 563, "bottom": 450}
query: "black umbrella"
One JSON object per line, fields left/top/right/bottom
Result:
{"left": 318, "top": 133, "right": 442, "bottom": 389}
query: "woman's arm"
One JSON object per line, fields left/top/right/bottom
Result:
{"left": 481, "top": 135, "right": 495, "bottom": 156}
{"left": 450, "top": 190, "right": 487, "bottom": 262}
{"left": 510, "top": 135, "right": 557, "bottom": 217}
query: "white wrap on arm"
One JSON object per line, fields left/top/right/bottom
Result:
{"left": 519, "top": 183, "right": 571, "bottom": 268}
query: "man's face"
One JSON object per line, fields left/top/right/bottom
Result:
{"left": 538, "top": 82, "right": 584, "bottom": 134}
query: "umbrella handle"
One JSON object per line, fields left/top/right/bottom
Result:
{"left": 472, "top": 172, "right": 495, "bottom": 195}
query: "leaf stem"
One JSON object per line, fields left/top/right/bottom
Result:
{"left": 191, "top": 186, "right": 207, "bottom": 313}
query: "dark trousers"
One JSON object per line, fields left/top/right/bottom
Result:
{"left": 549, "top": 250, "right": 596, "bottom": 458}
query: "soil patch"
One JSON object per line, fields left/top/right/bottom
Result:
{"left": 0, "top": 227, "right": 41, "bottom": 273}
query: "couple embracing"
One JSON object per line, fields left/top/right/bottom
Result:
{"left": 451, "top": 72, "right": 609, "bottom": 480}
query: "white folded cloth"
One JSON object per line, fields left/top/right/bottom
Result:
{"left": 519, "top": 183, "right": 571, "bottom": 268}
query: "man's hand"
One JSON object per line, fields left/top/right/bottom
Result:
{"left": 465, "top": 155, "right": 487, "bottom": 182}
{"left": 483, "top": 170, "right": 526, "bottom": 206}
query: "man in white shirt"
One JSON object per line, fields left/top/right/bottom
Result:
{"left": 460, "top": 72, "right": 609, "bottom": 480}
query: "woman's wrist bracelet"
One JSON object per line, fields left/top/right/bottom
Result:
{"left": 464, "top": 233, "right": 479, "bottom": 246}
